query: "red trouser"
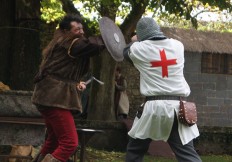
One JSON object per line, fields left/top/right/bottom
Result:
{"left": 39, "top": 108, "right": 78, "bottom": 162}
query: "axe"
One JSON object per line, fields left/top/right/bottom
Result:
{"left": 85, "top": 76, "right": 104, "bottom": 85}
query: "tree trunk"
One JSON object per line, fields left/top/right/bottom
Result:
{"left": 0, "top": 0, "right": 41, "bottom": 90}
{"left": 87, "top": 49, "right": 117, "bottom": 121}
{"left": 10, "top": 0, "right": 41, "bottom": 90}
{"left": 0, "top": 0, "right": 15, "bottom": 86}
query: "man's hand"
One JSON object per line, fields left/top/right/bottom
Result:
{"left": 131, "top": 35, "right": 138, "bottom": 42}
{"left": 77, "top": 81, "right": 86, "bottom": 91}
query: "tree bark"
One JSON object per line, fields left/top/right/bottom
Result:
{"left": 88, "top": 49, "right": 117, "bottom": 121}
{"left": 0, "top": 0, "right": 41, "bottom": 90}
{"left": 0, "top": 0, "right": 15, "bottom": 86}
{"left": 10, "top": 0, "right": 41, "bottom": 90}
{"left": 120, "top": 0, "right": 149, "bottom": 42}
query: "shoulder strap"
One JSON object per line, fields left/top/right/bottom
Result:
{"left": 67, "top": 38, "right": 79, "bottom": 58}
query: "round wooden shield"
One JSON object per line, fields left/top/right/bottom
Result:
{"left": 99, "top": 17, "right": 126, "bottom": 62}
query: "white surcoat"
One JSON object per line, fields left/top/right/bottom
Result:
{"left": 128, "top": 38, "right": 199, "bottom": 145}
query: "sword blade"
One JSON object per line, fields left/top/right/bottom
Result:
{"left": 85, "top": 78, "right": 93, "bottom": 85}
{"left": 92, "top": 77, "right": 104, "bottom": 85}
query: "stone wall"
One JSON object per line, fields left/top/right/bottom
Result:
{"left": 120, "top": 52, "right": 232, "bottom": 127}
{"left": 0, "top": 91, "right": 40, "bottom": 117}
{"left": 184, "top": 53, "right": 232, "bottom": 127}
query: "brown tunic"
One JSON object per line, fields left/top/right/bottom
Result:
{"left": 32, "top": 30, "right": 103, "bottom": 112}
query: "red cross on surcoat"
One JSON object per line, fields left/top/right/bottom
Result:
{"left": 150, "top": 49, "right": 177, "bottom": 78}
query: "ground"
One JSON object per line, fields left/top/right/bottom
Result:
{"left": 1, "top": 145, "right": 232, "bottom": 162}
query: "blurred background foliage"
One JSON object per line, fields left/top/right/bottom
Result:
{"left": 40, "top": 0, "right": 232, "bottom": 33}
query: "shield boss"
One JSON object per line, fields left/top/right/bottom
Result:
{"left": 99, "top": 17, "right": 126, "bottom": 62}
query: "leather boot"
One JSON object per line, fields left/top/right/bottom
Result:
{"left": 41, "top": 154, "right": 61, "bottom": 162}
{"left": 31, "top": 153, "right": 45, "bottom": 162}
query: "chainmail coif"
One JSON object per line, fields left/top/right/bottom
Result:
{"left": 136, "top": 17, "right": 165, "bottom": 41}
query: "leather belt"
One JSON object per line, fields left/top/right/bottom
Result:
{"left": 146, "top": 96, "right": 180, "bottom": 101}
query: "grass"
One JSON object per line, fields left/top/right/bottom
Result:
{"left": 1, "top": 145, "right": 232, "bottom": 162}
{"left": 75, "top": 147, "right": 232, "bottom": 162}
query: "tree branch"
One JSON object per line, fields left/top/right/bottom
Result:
{"left": 192, "top": 9, "right": 210, "bottom": 18}
{"left": 120, "top": 0, "right": 149, "bottom": 43}
{"left": 59, "top": 0, "right": 80, "bottom": 15}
